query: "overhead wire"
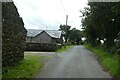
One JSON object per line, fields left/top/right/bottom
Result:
{"left": 59, "top": 0, "right": 66, "bottom": 15}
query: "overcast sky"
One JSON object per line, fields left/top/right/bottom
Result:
{"left": 13, "top": 0, "right": 88, "bottom": 30}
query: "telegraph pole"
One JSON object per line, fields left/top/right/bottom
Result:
{"left": 46, "top": 27, "right": 47, "bottom": 30}
{"left": 65, "top": 15, "right": 68, "bottom": 46}
{"left": 66, "top": 15, "right": 68, "bottom": 27}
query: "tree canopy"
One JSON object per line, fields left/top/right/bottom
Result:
{"left": 59, "top": 25, "right": 83, "bottom": 45}
{"left": 81, "top": 2, "right": 120, "bottom": 53}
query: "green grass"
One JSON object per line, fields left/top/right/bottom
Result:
{"left": 56, "top": 46, "right": 73, "bottom": 53}
{"left": 84, "top": 44, "right": 119, "bottom": 79}
{"left": 2, "top": 55, "right": 44, "bottom": 78}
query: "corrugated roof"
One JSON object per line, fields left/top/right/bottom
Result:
{"left": 27, "top": 29, "right": 62, "bottom": 38}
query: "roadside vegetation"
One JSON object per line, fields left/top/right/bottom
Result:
{"left": 84, "top": 44, "right": 119, "bottom": 79}
{"left": 80, "top": 2, "right": 120, "bottom": 79}
{"left": 2, "top": 55, "right": 44, "bottom": 78}
{"left": 80, "top": 2, "right": 120, "bottom": 54}
{"left": 2, "top": 45, "right": 73, "bottom": 78}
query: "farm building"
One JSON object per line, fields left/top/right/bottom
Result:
{"left": 26, "top": 29, "right": 63, "bottom": 51}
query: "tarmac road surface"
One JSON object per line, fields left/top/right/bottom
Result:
{"left": 35, "top": 46, "right": 112, "bottom": 78}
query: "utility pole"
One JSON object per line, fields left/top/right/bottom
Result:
{"left": 66, "top": 15, "right": 68, "bottom": 27}
{"left": 65, "top": 15, "right": 68, "bottom": 46}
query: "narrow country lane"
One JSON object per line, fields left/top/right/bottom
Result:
{"left": 35, "top": 46, "right": 112, "bottom": 78}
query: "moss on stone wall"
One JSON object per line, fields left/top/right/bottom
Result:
{"left": 2, "top": 2, "right": 27, "bottom": 67}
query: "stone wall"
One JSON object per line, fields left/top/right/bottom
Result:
{"left": 2, "top": 2, "right": 27, "bottom": 67}
{"left": 26, "top": 43, "right": 61, "bottom": 51}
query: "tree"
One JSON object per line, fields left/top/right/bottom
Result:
{"left": 69, "top": 28, "right": 82, "bottom": 45}
{"left": 59, "top": 24, "right": 71, "bottom": 42}
{"left": 81, "top": 2, "right": 120, "bottom": 50}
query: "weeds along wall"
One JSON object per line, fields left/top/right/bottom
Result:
{"left": 2, "top": 2, "right": 27, "bottom": 67}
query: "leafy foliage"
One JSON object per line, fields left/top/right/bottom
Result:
{"left": 59, "top": 25, "right": 71, "bottom": 42}
{"left": 59, "top": 25, "right": 83, "bottom": 45}
{"left": 81, "top": 2, "right": 120, "bottom": 53}
{"left": 69, "top": 28, "right": 82, "bottom": 45}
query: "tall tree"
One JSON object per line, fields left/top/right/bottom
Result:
{"left": 81, "top": 2, "right": 120, "bottom": 49}
{"left": 59, "top": 24, "right": 71, "bottom": 42}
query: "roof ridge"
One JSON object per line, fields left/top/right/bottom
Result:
{"left": 27, "top": 29, "right": 62, "bottom": 38}
{"left": 27, "top": 29, "right": 42, "bottom": 30}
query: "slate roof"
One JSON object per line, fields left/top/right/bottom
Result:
{"left": 27, "top": 29, "right": 62, "bottom": 38}
{"left": 27, "top": 29, "right": 43, "bottom": 37}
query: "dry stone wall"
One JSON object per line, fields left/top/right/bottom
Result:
{"left": 2, "top": 2, "right": 27, "bottom": 67}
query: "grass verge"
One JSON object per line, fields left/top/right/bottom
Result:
{"left": 84, "top": 44, "right": 119, "bottom": 79}
{"left": 2, "top": 55, "right": 44, "bottom": 78}
{"left": 56, "top": 46, "right": 73, "bottom": 53}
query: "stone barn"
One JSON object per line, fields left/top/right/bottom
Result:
{"left": 2, "top": 2, "right": 27, "bottom": 67}
{"left": 26, "top": 29, "right": 63, "bottom": 44}
{"left": 26, "top": 29, "right": 63, "bottom": 51}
